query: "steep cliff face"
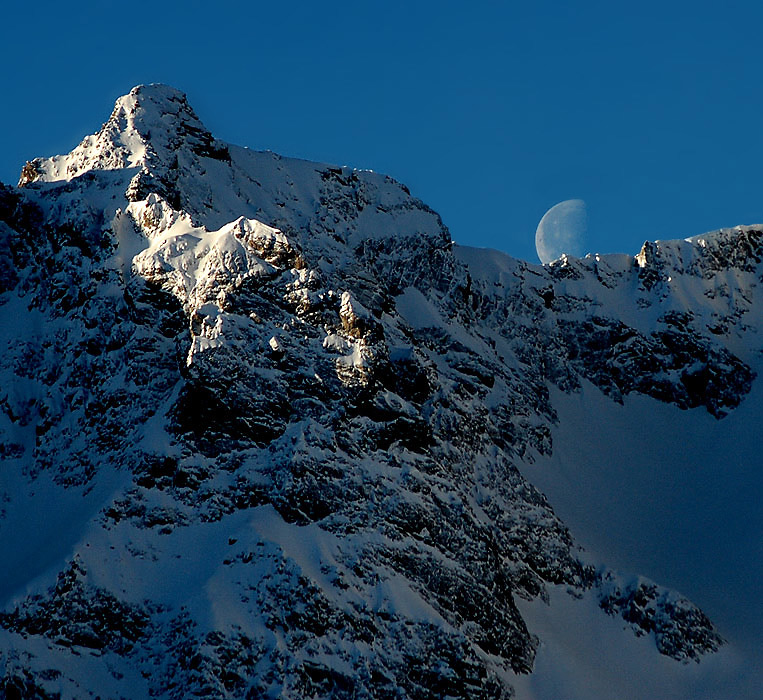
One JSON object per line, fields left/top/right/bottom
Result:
{"left": 0, "top": 85, "right": 759, "bottom": 699}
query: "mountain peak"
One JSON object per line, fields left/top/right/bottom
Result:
{"left": 15, "top": 83, "right": 445, "bottom": 254}
{"left": 109, "top": 83, "right": 207, "bottom": 141}
{"left": 108, "top": 83, "right": 229, "bottom": 170}
{"left": 117, "top": 83, "right": 190, "bottom": 110}
{"left": 19, "top": 83, "right": 224, "bottom": 187}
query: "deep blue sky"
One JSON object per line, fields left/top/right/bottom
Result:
{"left": 3, "top": 1, "right": 763, "bottom": 262}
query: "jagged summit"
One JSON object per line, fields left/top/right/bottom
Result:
{"left": 115, "top": 83, "right": 197, "bottom": 123}
{"left": 17, "top": 84, "right": 451, "bottom": 257}
{"left": 18, "top": 84, "right": 225, "bottom": 188}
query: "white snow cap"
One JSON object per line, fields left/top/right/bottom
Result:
{"left": 22, "top": 84, "right": 215, "bottom": 185}
{"left": 111, "top": 84, "right": 208, "bottom": 140}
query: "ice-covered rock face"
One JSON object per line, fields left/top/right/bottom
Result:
{"left": 0, "top": 86, "right": 760, "bottom": 699}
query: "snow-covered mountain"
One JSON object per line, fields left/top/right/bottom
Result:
{"left": 0, "top": 84, "right": 760, "bottom": 699}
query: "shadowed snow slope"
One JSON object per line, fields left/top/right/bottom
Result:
{"left": 0, "top": 84, "right": 760, "bottom": 699}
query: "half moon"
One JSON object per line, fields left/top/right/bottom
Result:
{"left": 535, "top": 199, "right": 587, "bottom": 264}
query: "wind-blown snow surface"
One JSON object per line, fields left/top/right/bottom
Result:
{"left": 0, "top": 84, "right": 760, "bottom": 698}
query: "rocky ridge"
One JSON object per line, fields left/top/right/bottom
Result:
{"left": 0, "top": 85, "right": 759, "bottom": 699}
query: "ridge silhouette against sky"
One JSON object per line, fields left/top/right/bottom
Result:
{"left": 3, "top": 0, "right": 763, "bottom": 262}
